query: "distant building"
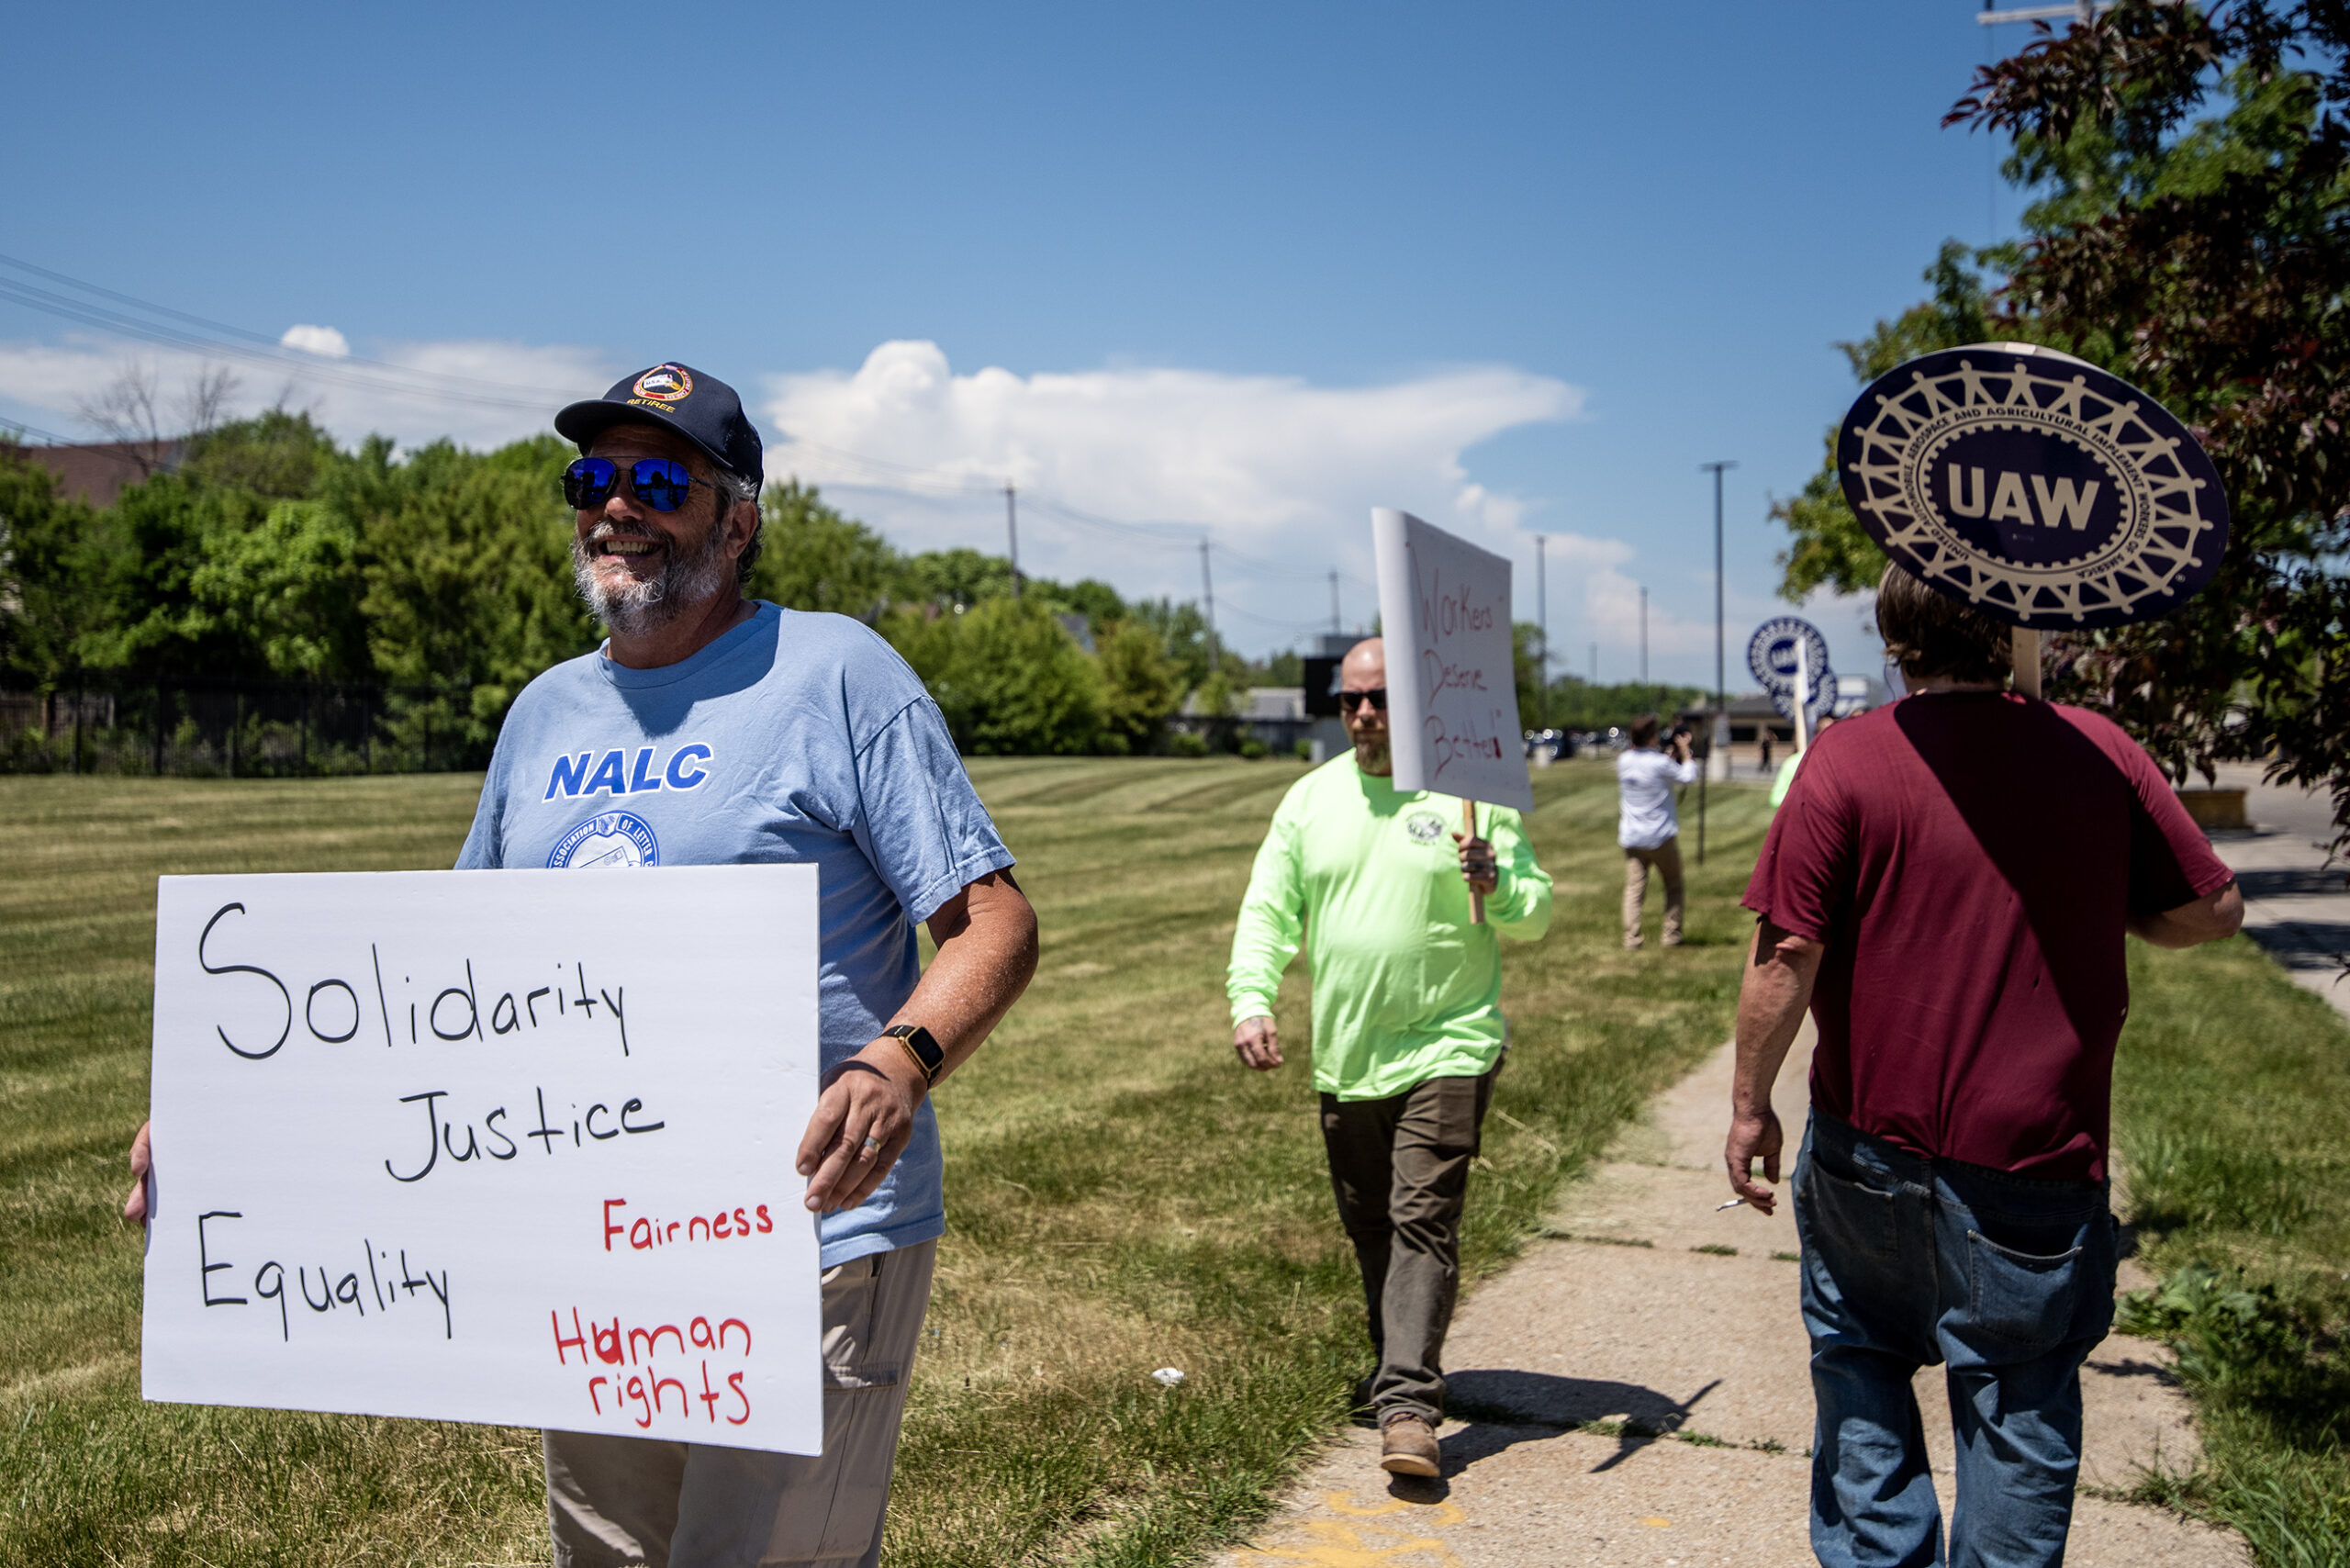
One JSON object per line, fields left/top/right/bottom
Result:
{"left": 1677, "top": 675, "right": 1886, "bottom": 747}
{"left": 8, "top": 438, "right": 184, "bottom": 509}
{"left": 1175, "top": 685, "right": 1319, "bottom": 753}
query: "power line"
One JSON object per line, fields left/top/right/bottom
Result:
{"left": 0, "top": 256, "right": 582, "bottom": 411}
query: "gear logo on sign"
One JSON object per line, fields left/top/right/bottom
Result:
{"left": 632, "top": 364, "right": 693, "bottom": 404}
{"left": 1836, "top": 345, "right": 2229, "bottom": 629}
{"left": 547, "top": 811, "right": 660, "bottom": 868}
{"left": 1404, "top": 811, "right": 1446, "bottom": 844}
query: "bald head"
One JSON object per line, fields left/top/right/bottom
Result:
{"left": 1339, "top": 637, "right": 1390, "bottom": 776}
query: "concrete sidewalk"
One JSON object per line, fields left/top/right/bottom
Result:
{"left": 2209, "top": 764, "right": 2350, "bottom": 1024}
{"left": 1218, "top": 1028, "right": 2248, "bottom": 1568}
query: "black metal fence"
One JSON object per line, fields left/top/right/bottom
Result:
{"left": 0, "top": 679, "right": 496, "bottom": 777}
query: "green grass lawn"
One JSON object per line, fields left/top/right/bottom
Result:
{"left": 2112, "top": 937, "right": 2350, "bottom": 1565}
{"left": 17, "top": 756, "right": 2340, "bottom": 1567}
{"left": 0, "top": 756, "right": 1776, "bottom": 1566}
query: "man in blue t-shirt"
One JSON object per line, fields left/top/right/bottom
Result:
{"left": 132, "top": 363, "right": 1037, "bottom": 1568}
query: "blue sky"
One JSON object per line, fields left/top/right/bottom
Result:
{"left": 0, "top": 2, "right": 2034, "bottom": 689}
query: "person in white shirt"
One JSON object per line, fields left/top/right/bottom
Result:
{"left": 1616, "top": 713, "right": 1698, "bottom": 949}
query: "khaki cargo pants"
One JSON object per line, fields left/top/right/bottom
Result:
{"left": 544, "top": 1238, "right": 936, "bottom": 1568}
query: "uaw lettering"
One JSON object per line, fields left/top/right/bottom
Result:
{"left": 1837, "top": 344, "right": 2229, "bottom": 628}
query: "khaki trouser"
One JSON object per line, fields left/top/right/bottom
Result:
{"left": 1623, "top": 837, "right": 1684, "bottom": 948}
{"left": 1320, "top": 1069, "right": 1497, "bottom": 1427}
{"left": 544, "top": 1238, "right": 937, "bottom": 1568}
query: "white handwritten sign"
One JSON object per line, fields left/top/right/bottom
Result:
{"left": 1372, "top": 508, "right": 1533, "bottom": 812}
{"left": 140, "top": 866, "right": 823, "bottom": 1454}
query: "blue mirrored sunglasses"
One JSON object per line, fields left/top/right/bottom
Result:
{"left": 562, "top": 457, "right": 712, "bottom": 513}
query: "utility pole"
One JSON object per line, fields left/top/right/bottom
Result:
{"left": 1200, "top": 538, "right": 1218, "bottom": 669}
{"left": 1535, "top": 535, "right": 1548, "bottom": 730}
{"left": 1639, "top": 585, "right": 1648, "bottom": 689}
{"left": 1697, "top": 460, "right": 1739, "bottom": 865}
{"left": 1004, "top": 482, "right": 1020, "bottom": 599}
{"left": 1329, "top": 569, "right": 1341, "bottom": 634}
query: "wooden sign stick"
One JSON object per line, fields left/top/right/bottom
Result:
{"left": 2011, "top": 627, "right": 2042, "bottom": 700}
{"left": 1462, "top": 799, "right": 1486, "bottom": 924}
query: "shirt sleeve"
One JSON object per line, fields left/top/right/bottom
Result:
{"left": 1741, "top": 749, "right": 1852, "bottom": 942}
{"left": 1228, "top": 801, "right": 1305, "bottom": 1025}
{"left": 453, "top": 763, "right": 506, "bottom": 868}
{"left": 1673, "top": 758, "right": 1699, "bottom": 786}
{"left": 1483, "top": 805, "right": 1553, "bottom": 941}
{"left": 850, "top": 694, "right": 1015, "bottom": 924}
{"left": 2119, "top": 742, "right": 2237, "bottom": 915}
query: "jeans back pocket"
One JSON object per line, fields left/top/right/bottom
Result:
{"left": 1800, "top": 1164, "right": 1900, "bottom": 1259}
{"left": 1965, "top": 1229, "right": 2088, "bottom": 1351}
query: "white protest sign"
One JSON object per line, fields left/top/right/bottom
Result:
{"left": 1371, "top": 508, "right": 1533, "bottom": 813}
{"left": 141, "top": 866, "right": 824, "bottom": 1454}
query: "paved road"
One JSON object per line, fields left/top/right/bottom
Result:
{"left": 2208, "top": 764, "right": 2350, "bottom": 1022}
{"left": 1219, "top": 1027, "right": 2248, "bottom": 1568}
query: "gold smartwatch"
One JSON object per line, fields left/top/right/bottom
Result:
{"left": 883, "top": 1023, "right": 945, "bottom": 1084}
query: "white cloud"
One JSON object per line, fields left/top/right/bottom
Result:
{"left": 764, "top": 340, "right": 1583, "bottom": 644}
{"left": 279, "top": 323, "right": 350, "bottom": 358}
{"left": 0, "top": 333, "right": 611, "bottom": 453}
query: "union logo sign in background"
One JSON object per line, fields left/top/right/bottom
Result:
{"left": 1835, "top": 344, "right": 2229, "bottom": 629}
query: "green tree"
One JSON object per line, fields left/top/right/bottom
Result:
{"left": 341, "top": 434, "right": 597, "bottom": 756}
{"left": 1127, "top": 597, "right": 1222, "bottom": 690}
{"left": 181, "top": 409, "right": 341, "bottom": 502}
{"left": 901, "top": 548, "right": 1015, "bottom": 610}
{"left": 188, "top": 499, "right": 371, "bottom": 679}
{"left": 0, "top": 445, "right": 117, "bottom": 685}
{"left": 1807, "top": 3, "right": 2350, "bottom": 844}
{"left": 76, "top": 471, "right": 269, "bottom": 677}
{"left": 1096, "top": 619, "right": 1181, "bottom": 754}
{"left": 1250, "top": 650, "right": 1304, "bottom": 687}
{"left": 747, "top": 481, "right": 903, "bottom": 619}
{"left": 884, "top": 598, "right": 1104, "bottom": 755}
{"left": 1513, "top": 621, "right": 1545, "bottom": 729}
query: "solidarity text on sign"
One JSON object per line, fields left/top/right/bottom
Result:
{"left": 140, "top": 866, "right": 824, "bottom": 1455}
{"left": 1372, "top": 508, "right": 1533, "bottom": 812}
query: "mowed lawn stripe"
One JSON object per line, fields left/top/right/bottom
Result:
{"left": 0, "top": 758, "right": 1775, "bottom": 1567}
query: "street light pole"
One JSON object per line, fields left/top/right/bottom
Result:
{"left": 1004, "top": 482, "right": 1020, "bottom": 599}
{"left": 1535, "top": 534, "right": 1548, "bottom": 730}
{"left": 1697, "top": 460, "right": 1738, "bottom": 865}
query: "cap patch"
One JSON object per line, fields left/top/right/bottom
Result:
{"left": 632, "top": 364, "right": 694, "bottom": 404}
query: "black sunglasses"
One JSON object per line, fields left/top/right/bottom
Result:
{"left": 1337, "top": 689, "right": 1388, "bottom": 712}
{"left": 562, "top": 457, "right": 719, "bottom": 513}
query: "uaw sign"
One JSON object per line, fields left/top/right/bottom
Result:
{"left": 1836, "top": 343, "right": 2229, "bottom": 630}
{"left": 1748, "top": 616, "right": 1829, "bottom": 696}
{"left": 1748, "top": 617, "right": 1832, "bottom": 735}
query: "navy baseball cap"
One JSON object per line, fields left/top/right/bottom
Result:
{"left": 554, "top": 362, "right": 765, "bottom": 490}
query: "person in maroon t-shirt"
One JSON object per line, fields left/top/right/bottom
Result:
{"left": 1723, "top": 566, "right": 2240, "bottom": 1568}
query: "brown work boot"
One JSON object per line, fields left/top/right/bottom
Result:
{"left": 1378, "top": 1414, "right": 1441, "bottom": 1477}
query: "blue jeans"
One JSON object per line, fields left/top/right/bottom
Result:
{"left": 1795, "top": 1111, "right": 2118, "bottom": 1568}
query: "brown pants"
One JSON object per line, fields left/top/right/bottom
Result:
{"left": 1623, "top": 837, "right": 1684, "bottom": 948}
{"left": 1320, "top": 1070, "right": 1497, "bottom": 1427}
{"left": 543, "top": 1238, "right": 936, "bottom": 1568}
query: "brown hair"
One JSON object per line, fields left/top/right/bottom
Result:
{"left": 1874, "top": 562, "right": 2012, "bottom": 685}
{"left": 1628, "top": 713, "right": 1662, "bottom": 747}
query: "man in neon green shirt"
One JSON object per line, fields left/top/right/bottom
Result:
{"left": 1228, "top": 637, "right": 1552, "bottom": 1477}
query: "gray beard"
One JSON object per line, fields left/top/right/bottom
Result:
{"left": 572, "top": 517, "right": 734, "bottom": 637}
